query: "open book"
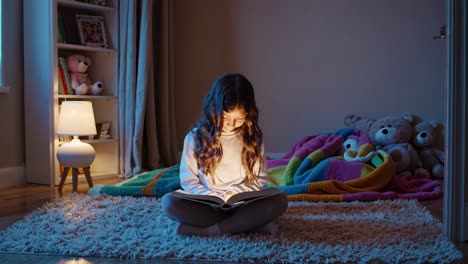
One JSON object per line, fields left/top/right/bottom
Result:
{"left": 172, "top": 188, "right": 282, "bottom": 211}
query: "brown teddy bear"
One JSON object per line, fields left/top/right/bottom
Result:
{"left": 344, "top": 113, "right": 421, "bottom": 174}
{"left": 412, "top": 121, "right": 444, "bottom": 179}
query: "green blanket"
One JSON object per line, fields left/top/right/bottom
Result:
{"left": 88, "top": 165, "right": 181, "bottom": 197}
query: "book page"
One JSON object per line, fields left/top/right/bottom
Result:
{"left": 226, "top": 188, "right": 281, "bottom": 205}
{"left": 172, "top": 189, "right": 225, "bottom": 205}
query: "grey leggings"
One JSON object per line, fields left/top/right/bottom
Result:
{"left": 161, "top": 190, "right": 288, "bottom": 234}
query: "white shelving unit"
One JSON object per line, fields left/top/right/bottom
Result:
{"left": 24, "top": 0, "right": 120, "bottom": 185}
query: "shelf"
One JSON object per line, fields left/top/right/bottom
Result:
{"left": 24, "top": 0, "right": 120, "bottom": 185}
{"left": 58, "top": 0, "right": 116, "bottom": 12}
{"left": 58, "top": 43, "right": 117, "bottom": 53}
{"left": 58, "top": 95, "right": 118, "bottom": 100}
{"left": 58, "top": 138, "right": 117, "bottom": 145}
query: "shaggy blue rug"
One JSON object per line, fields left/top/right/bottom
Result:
{"left": 0, "top": 194, "right": 462, "bottom": 263}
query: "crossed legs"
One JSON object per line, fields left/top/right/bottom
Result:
{"left": 161, "top": 190, "right": 288, "bottom": 236}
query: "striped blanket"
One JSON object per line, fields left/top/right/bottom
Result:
{"left": 89, "top": 128, "right": 441, "bottom": 202}
{"left": 267, "top": 128, "right": 440, "bottom": 201}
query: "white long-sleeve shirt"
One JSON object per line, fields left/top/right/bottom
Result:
{"left": 179, "top": 130, "right": 268, "bottom": 199}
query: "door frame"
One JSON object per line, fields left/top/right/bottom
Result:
{"left": 444, "top": 0, "right": 467, "bottom": 242}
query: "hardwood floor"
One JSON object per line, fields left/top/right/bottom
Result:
{"left": 0, "top": 178, "right": 117, "bottom": 228}
{"left": 0, "top": 178, "right": 466, "bottom": 263}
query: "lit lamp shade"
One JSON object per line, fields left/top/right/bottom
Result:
{"left": 56, "top": 101, "right": 97, "bottom": 168}
{"left": 57, "top": 101, "right": 97, "bottom": 136}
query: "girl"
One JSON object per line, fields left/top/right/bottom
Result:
{"left": 161, "top": 73, "right": 288, "bottom": 236}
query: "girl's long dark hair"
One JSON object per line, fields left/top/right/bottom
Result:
{"left": 192, "top": 73, "right": 263, "bottom": 186}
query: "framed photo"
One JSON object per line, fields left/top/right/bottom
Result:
{"left": 76, "top": 14, "right": 108, "bottom": 48}
{"left": 96, "top": 122, "right": 111, "bottom": 139}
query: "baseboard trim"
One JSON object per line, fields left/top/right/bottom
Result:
{"left": 0, "top": 166, "right": 26, "bottom": 188}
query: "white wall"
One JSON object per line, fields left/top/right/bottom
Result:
{"left": 0, "top": 0, "right": 25, "bottom": 187}
{"left": 173, "top": 0, "right": 445, "bottom": 153}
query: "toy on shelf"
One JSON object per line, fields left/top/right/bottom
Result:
{"left": 66, "top": 54, "right": 103, "bottom": 95}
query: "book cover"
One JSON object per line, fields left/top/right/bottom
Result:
{"left": 60, "top": 8, "right": 81, "bottom": 45}
{"left": 57, "top": 67, "right": 64, "bottom": 94}
{"left": 57, "top": 11, "right": 65, "bottom": 43}
{"left": 172, "top": 188, "right": 282, "bottom": 211}
{"left": 58, "top": 65, "right": 69, "bottom": 95}
{"left": 58, "top": 57, "right": 74, "bottom": 95}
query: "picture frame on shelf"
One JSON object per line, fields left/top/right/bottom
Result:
{"left": 96, "top": 122, "right": 111, "bottom": 140}
{"left": 77, "top": 121, "right": 112, "bottom": 141}
{"left": 76, "top": 14, "right": 108, "bottom": 48}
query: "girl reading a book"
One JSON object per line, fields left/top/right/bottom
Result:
{"left": 162, "top": 73, "right": 288, "bottom": 236}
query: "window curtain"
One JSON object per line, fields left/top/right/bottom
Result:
{"left": 119, "top": 0, "right": 178, "bottom": 178}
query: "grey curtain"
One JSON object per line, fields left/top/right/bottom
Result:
{"left": 119, "top": 0, "right": 178, "bottom": 178}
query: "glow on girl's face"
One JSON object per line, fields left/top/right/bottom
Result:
{"left": 222, "top": 109, "right": 247, "bottom": 133}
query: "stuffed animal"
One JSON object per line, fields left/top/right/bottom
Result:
{"left": 344, "top": 113, "right": 421, "bottom": 173}
{"left": 340, "top": 129, "right": 376, "bottom": 163}
{"left": 66, "top": 54, "right": 103, "bottom": 95}
{"left": 412, "top": 120, "right": 445, "bottom": 179}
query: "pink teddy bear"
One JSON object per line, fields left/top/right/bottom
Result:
{"left": 66, "top": 54, "right": 103, "bottom": 95}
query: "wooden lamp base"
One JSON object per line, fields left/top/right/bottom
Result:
{"left": 57, "top": 166, "right": 93, "bottom": 193}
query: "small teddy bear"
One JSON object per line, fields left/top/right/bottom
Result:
{"left": 66, "top": 54, "right": 103, "bottom": 95}
{"left": 344, "top": 113, "right": 421, "bottom": 174}
{"left": 412, "top": 120, "right": 445, "bottom": 179}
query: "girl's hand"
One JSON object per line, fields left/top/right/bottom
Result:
{"left": 223, "top": 190, "right": 237, "bottom": 202}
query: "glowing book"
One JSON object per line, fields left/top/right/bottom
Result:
{"left": 172, "top": 188, "right": 282, "bottom": 211}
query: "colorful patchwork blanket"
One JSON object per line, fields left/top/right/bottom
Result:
{"left": 89, "top": 128, "right": 441, "bottom": 202}
{"left": 267, "top": 128, "right": 440, "bottom": 201}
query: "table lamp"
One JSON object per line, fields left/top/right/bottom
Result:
{"left": 56, "top": 101, "right": 97, "bottom": 192}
